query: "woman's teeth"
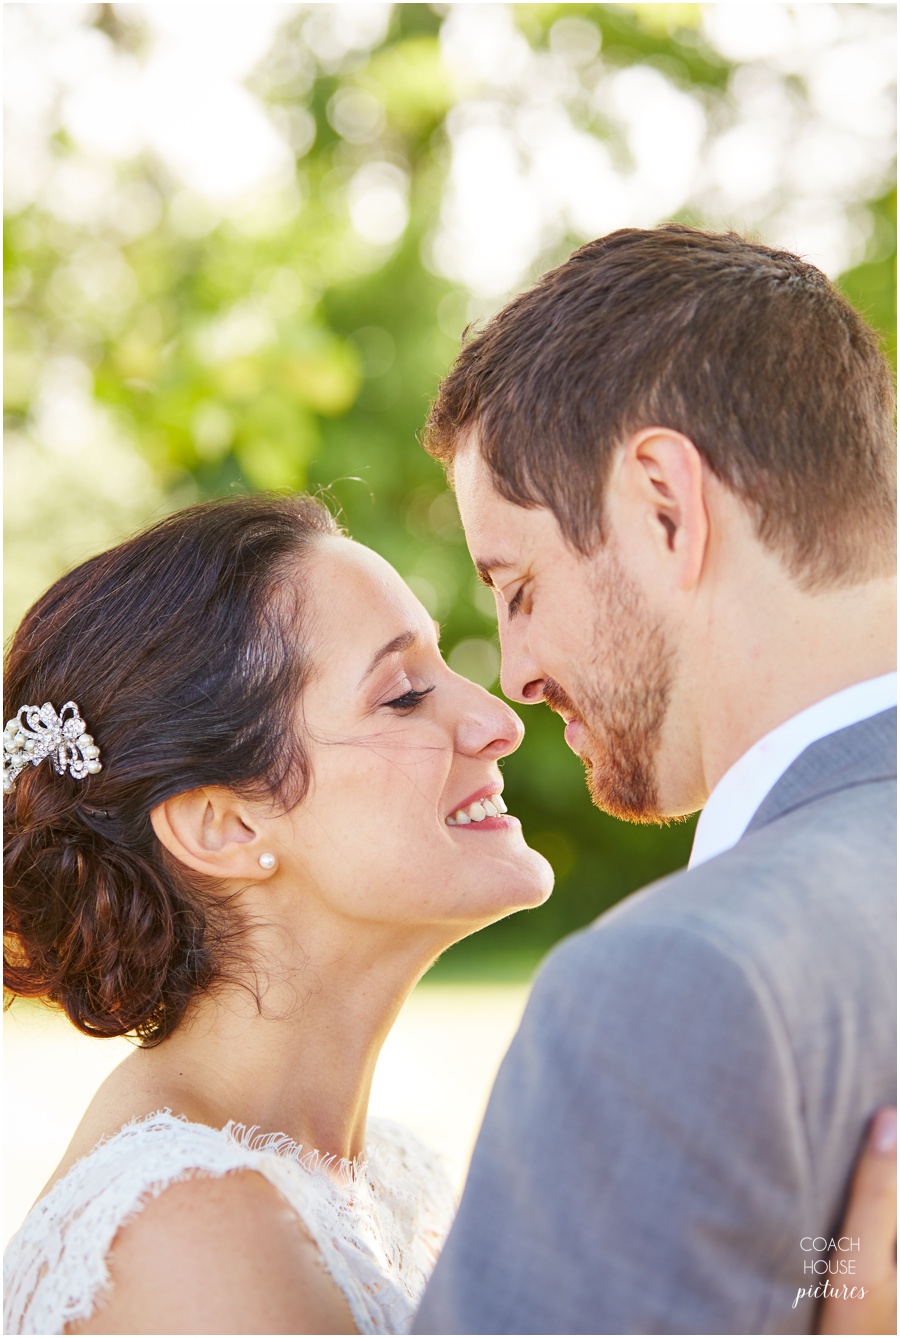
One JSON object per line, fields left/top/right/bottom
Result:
{"left": 446, "top": 793, "right": 508, "bottom": 826}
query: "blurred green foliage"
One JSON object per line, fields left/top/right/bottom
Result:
{"left": 4, "top": 3, "right": 895, "bottom": 979}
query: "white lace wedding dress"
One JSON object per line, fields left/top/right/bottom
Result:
{"left": 3, "top": 1109, "right": 456, "bottom": 1335}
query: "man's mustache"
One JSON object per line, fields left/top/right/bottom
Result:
{"left": 542, "top": 678, "right": 579, "bottom": 717}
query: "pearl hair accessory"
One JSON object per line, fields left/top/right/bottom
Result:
{"left": 258, "top": 852, "right": 277, "bottom": 870}
{"left": 3, "top": 701, "right": 102, "bottom": 795}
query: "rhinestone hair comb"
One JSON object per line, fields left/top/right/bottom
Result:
{"left": 3, "top": 701, "right": 102, "bottom": 795}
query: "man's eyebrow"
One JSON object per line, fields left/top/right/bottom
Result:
{"left": 475, "top": 557, "right": 514, "bottom": 587}
{"left": 357, "top": 630, "right": 419, "bottom": 687}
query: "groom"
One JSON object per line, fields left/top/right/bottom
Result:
{"left": 413, "top": 226, "right": 897, "bottom": 1334}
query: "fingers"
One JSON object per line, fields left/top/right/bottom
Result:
{"left": 842, "top": 1108, "right": 897, "bottom": 1279}
{"left": 818, "top": 1107, "right": 897, "bottom": 1336}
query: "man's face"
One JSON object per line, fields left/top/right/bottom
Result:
{"left": 454, "top": 439, "right": 677, "bottom": 824}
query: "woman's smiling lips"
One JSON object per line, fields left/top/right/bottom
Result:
{"left": 445, "top": 782, "right": 517, "bottom": 830}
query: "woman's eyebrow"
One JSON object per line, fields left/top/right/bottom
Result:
{"left": 357, "top": 630, "right": 419, "bottom": 687}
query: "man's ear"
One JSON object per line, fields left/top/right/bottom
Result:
{"left": 617, "top": 427, "right": 709, "bottom": 590}
{"left": 150, "top": 788, "right": 276, "bottom": 882}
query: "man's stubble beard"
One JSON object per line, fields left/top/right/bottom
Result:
{"left": 544, "top": 552, "right": 675, "bottom": 826}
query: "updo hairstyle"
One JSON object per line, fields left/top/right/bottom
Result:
{"left": 4, "top": 494, "right": 339, "bottom": 1044}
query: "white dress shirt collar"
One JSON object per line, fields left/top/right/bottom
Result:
{"left": 689, "top": 672, "right": 898, "bottom": 870}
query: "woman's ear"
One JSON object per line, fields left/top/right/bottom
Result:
{"left": 150, "top": 789, "right": 276, "bottom": 882}
{"left": 619, "top": 427, "right": 709, "bottom": 591}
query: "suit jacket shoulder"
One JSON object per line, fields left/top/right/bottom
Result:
{"left": 584, "top": 707, "right": 896, "bottom": 1076}
{"left": 566, "top": 706, "right": 896, "bottom": 1192}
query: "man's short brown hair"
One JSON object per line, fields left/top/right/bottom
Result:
{"left": 424, "top": 225, "right": 896, "bottom": 589}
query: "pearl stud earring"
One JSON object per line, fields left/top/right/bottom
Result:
{"left": 258, "top": 853, "right": 276, "bottom": 871}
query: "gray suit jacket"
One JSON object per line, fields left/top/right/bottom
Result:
{"left": 414, "top": 709, "right": 897, "bottom": 1334}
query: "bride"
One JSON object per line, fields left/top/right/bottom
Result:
{"left": 3, "top": 494, "right": 894, "bottom": 1335}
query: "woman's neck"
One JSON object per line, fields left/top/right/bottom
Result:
{"left": 126, "top": 922, "right": 443, "bottom": 1162}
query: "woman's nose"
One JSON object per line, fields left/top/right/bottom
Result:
{"left": 455, "top": 680, "right": 525, "bottom": 759}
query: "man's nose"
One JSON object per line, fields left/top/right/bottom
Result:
{"left": 498, "top": 619, "right": 546, "bottom": 705}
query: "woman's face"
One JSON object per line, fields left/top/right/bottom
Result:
{"left": 274, "top": 536, "right": 553, "bottom": 939}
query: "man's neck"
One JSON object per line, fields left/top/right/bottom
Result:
{"left": 688, "top": 670, "right": 896, "bottom": 868}
{"left": 692, "top": 569, "right": 896, "bottom": 807}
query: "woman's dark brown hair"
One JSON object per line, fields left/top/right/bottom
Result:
{"left": 4, "top": 493, "right": 339, "bottom": 1044}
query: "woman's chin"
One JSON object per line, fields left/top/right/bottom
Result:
{"left": 466, "top": 849, "right": 556, "bottom": 928}
{"left": 521, "top": 847, "right": 556, "bottom": 906}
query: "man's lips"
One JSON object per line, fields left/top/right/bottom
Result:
{"left": 545, "top": 702, "right": 587, "bottom": 754}
{"left": 563, "top": 717, "right": 585, "bottom": 753}
{"left": 542, "top": 678, "right": 586, "bottom": 754}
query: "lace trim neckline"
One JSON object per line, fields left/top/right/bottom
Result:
{"left": 77, "top": 1107, "right": 372, "bottom": 1190}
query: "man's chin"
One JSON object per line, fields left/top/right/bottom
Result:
{"left": 582, "top": 751, "right": 668, "bottom": 827}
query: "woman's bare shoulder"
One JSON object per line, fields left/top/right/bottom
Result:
{"left": 66, "top": 1167, "right": 357, "bottom": 1336}
{"left": 41, "top": 1052, "right": 214, "bottom": 1198}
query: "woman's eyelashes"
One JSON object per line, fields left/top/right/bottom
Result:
{"left": 382, "top": 685, "right": 436, "bottom": 712}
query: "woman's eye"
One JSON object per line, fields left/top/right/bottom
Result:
{"left": 383, "top": 685, "right": 435, "bottom": 712}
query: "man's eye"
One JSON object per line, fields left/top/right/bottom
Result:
{"left": 507, "top": 586, "right": 525, "bottom": 620}
{"left": 383, "top": 686, "right": 435, "bottom": 712}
